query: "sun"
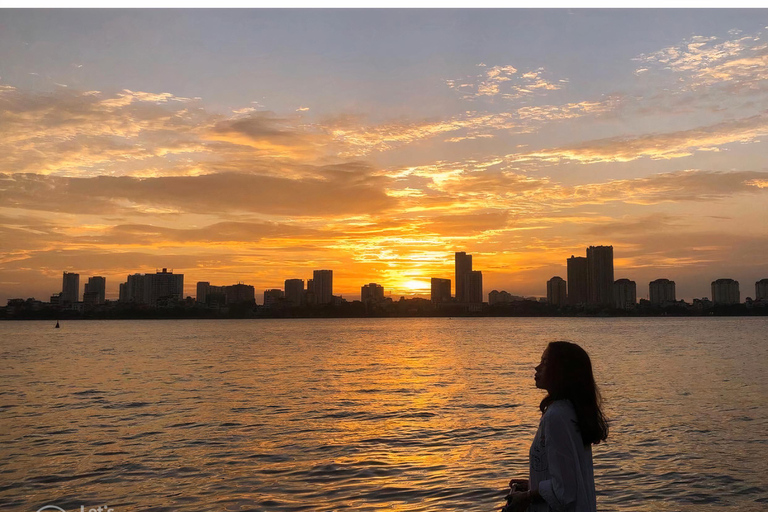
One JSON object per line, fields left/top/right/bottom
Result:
{"left": 403, "top": 279, "right": 430, "bottom": 293}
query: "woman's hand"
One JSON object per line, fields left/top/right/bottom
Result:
{"left": 503, "top": 490, "right": 532, "bottom": 512}
{"left": 508, "top": 478, "right": 529, "bottom": 492}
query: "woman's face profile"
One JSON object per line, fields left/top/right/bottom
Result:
{"left": 534, "top": 348, "right": 551, "bottom": 390}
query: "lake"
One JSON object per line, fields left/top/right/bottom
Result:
{"left": 1, "top": 317, "right": 766, "bottom": 511}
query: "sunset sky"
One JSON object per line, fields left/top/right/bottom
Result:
{"left": 1, "top": 9, "right": 768, "bottom": 303}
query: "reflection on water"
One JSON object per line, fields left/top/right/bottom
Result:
{"left": 1, "top": 317, "right": 766, "bottom": 511}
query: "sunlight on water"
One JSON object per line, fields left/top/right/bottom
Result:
{"left": 1, "top": 318, "right": 767, "bottom": 511}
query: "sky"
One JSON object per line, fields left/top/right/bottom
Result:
{"left": 1, "top": 9, "right": 767, "bottom": 303}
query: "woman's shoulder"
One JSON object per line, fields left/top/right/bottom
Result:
{"left": 543, "top": 399, "right": 577, "bottom": 421}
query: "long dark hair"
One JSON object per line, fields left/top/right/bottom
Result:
{"left": 539, "top": 341, "right": 609, "bottom": 446}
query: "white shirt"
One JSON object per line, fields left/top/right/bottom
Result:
{"left": 529, "top": 399, "right": 597, "bottom": 512}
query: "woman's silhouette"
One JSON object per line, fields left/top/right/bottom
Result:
{"left": 504, "top": 341, "right": 608, "bottom": 512}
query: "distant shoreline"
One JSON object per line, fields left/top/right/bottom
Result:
{"left": 2, "top": 301, "right": 766, "bottom": 321}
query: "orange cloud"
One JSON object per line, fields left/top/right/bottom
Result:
{"left": 0, "top": 171, "right": 396, "bottom": 217}
{"left": 506, "top": 113, "right": 768, "bottom": 164}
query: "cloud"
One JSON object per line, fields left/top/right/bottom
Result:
{"left": 206, "top": 111, "right": 332, "bottom": 160}
{"left": 0, "top": 169, "right": 396, "bottom": 217}
{"left": 585, "top": 213, "right": 685, "bottom": 236}
{"left": 747, "top": 179, "right": 768, "bottom": 189}
{"left": 0, "top": 87, "right": 363, "bottom": 180}
{"left": 87, "top": 221, "right": 320, "bottom": 246}
{"left": 328, "top": 97, "right": 619, "bottom": 156}
{"left": 514, "top": 98, "right": 619, "bottom": 122}
{"left": 634, "top": 30, "right": 768, "bottom": 91}
{"left": 507, "top": 113, "right": 768, "bottom": 164}
{"left": 421, "top": 211, "right": 511, "bottom": 237}
{"left": 0, "top": 87, "right": 210, "bottom": 176}
{"left": 98, "top": 89, "right": 198, "bottom": 109}
{"left": 326, "top": 112, "right": 522, "bottom": 156}
{"left": 447, "top": 64, "right": 564, "bottom": 101}
{"left": 547, "top": 170, "right": 768, "bottom": 206}
{"left": 0, "top": 83, "right": 620, "bottom": 175}
{"left": 388, "top": 160, "right": 768, "bottom": 215}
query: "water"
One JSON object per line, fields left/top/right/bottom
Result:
{"left": 1, "top": 317, "right": 766, "bottom": 512}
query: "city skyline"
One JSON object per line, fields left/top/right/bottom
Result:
{"left": 25, "top": 246, "right": 768, "bottom": 305}
{"left": 2, "top": 10, "right": 768, "bottom": 303}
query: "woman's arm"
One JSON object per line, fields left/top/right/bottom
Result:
{"left": 537, "top": 407, "right": 581, "bottom": 511}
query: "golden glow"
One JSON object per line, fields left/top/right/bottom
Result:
{"left": 403, "top": 279, "right": 430, "bottom": 292}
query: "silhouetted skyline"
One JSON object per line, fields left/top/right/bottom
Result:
{"left": 18, "top": 245, "right": 768, "bottom": 307}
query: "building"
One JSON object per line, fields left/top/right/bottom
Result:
{"left": 305, "top": 279, "right": 315, "bottom": 305}
{"left": 547, "top": 276, "right": 567, "bottom": 306}
{"left": 83, "top": 276, "right": 106, "bottom": 305}
{"left": 464, "top": 270, "right": 483, "bottom": 303}
{"left": 120, "top": 269, "right": 183, "bottom": 306}
{"left": 649, "top": 278, "right": 676, "bottom": 305}
{"left": 756, "top": 279, "right": 768, "bottom": 301}
{"left": 146, "top": 268, "right": 183, "bottom": 306}
{"left": 225, "top": 283, "right": 255, "bottom": 304}
{"left": 284, "top": 279, "right": 304, "bottom": 306}
{"left": 120, "top": 273, "right": 146, "bottom": 303}
{"left": 263, "top": 288, "right": 284, "bottom": 307}
{"left": 566, "top": 256, "right": 588, "bottom": 305}
{"left": 613, "top": 279, "right": 637, "bottom": 310}
{"left": 587, "top": 245, "right": 614, "bottom": 306}
{"left": 196, "top": 282, "right": 210, "bottom": 303}
{"left": 61, "top": 271, "right": 80, "bottom": 304}
{"left": 489, "top": 290, "right": 518, "bottom": 305}
{"left": 430, "top": 278, "right": 452, "bottom": 303}
{"left": 206, "top": 285, "right": 226, "bottom": 306}
{"left": 312, "top": 270, "right": 333, "bottom": 304}
{"left": 361, "top": 283, "right": 385, "bottom": 303}
{"left": 455, "top": 252, "right": 472, "bottom": 302}
{"left": 711, "top": 278, "right": 740, "bottom": 305}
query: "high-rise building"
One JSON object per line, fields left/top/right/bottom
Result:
{"left": 146, "top": 268, "right": 184, "bottom": 306}
{"left": 567, "top": 256, "right": 588, "bottom": 305}
{"left": 464, "top": 270, "right": 483, "bottom": 304}
{"left": 284, "top": 279, "right": 305, "bottom": 306}
{"left": 430, "top": 278, "right": 451, "bottom": 303}
{"left": 587, "top": 245, "right": 614, "bottom": 306}
{"left": 613, "top": 279, "right": 636, "bottom": 310}
{"left": 61, "top": 271, "right": 80, "bottom": 304}
{"left": 121, "top": 273, "right": 146, "bottom": 303}
{"left": 196, "top": 282, "right": 210, "bottom": 303}
{"left": 649, "top": 279, "right": 676, "bottom": 305}
{"left": 263, "top": 288, "right": 284, "bottom": 307}
{"left": 455, "top": 252, "right": 473, "bottom": 302}
{"left": 361, "top": 283, "right": 385, "bottom": 303}
{"left": 313, "top": 270, "right": 333, "bottom": 304}
{"left": 225, "top": 283, "right": 255, "bottom": 304}
{"left": 755, "top": 279, "right": 768, "bottom": 301}
{"left": 711, "top": 278, "right": 740, "bottom": 305}
{"left": 84, "top": 276, "right": 106, "bottom": 304}
{"left": 123, "top": 269, "right": 183, "bottom": 306}
{"left": 547, "top": 276, "right": 567, "bottom": 306}
{"left": 207, "top": 285, "right": 226, "bottom": 306}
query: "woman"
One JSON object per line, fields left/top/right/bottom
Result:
{"left": 503, "top": 341, "right": 608, "bottom": 512}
